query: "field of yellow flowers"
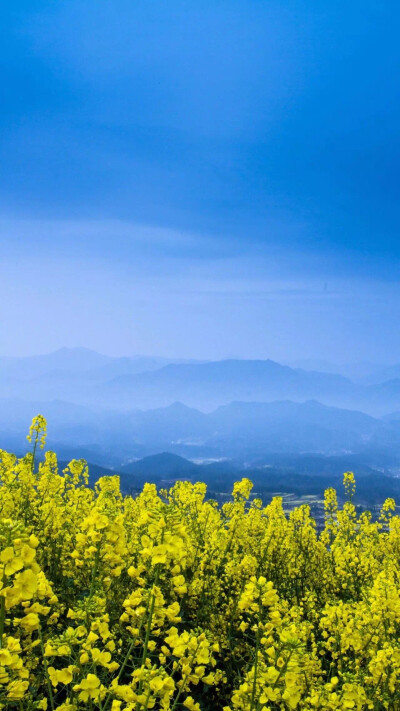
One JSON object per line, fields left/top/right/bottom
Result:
{"left": 0, "top": 416, "right": 399, "bottom": 710}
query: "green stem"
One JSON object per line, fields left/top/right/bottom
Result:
{"left": 140, "top": 592, "right": 156, "bottom": 666}
{"left": 103, "top": 617, "right": 146, "bottom": 711}
{"left": 169, "top": 675, "right": 190, "bottom": 711}
{"left": 89, "top": 539, "right": 102, "bottom": 599}
{"left": 272, "top": 649, "right": 293, "bottom": 690}
{"left": 249, "top": 626, "right": 260, "bottom": 711}
{"left": 0, "top": 595, "right": 5, "bottom": 648}
{"left": 135, "top": 567, "right": 160, "bottom": 711}
{"left": 38, "top": 625, "right": 55, "bottom": 711}
{"left": 31, "top": 433, "right": 39, "bottom": 473}
{"left": 141, "top": 687, "right": 152, "bottom": 711}
{"left": 170, "top": 641, "right": 201, "bottom": 711}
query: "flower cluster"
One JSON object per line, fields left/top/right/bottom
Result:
{"left": 0, "top": 417, "right": 399, "bottom": 709}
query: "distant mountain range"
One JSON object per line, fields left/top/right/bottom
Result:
{"left": 100, "top": 359, "right": 356, "bottom": 411}
{"left": 0, "top": 348, "right": 205, "bottom": 403}
{"left": 3, "top": 348, "right": 400, "bottom": 479}
{"left": 2, "top": 396, "right": 400, "bottom": 470}
{"left": 3, "top": 348, "right": 400, "bottom": 415}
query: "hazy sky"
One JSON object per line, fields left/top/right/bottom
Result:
{"left": 1, "top": 1, "right": 400, "bottom": 361}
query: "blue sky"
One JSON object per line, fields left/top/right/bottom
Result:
{"left": 1, "top": 1, "right": 400, "bottom": 361}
